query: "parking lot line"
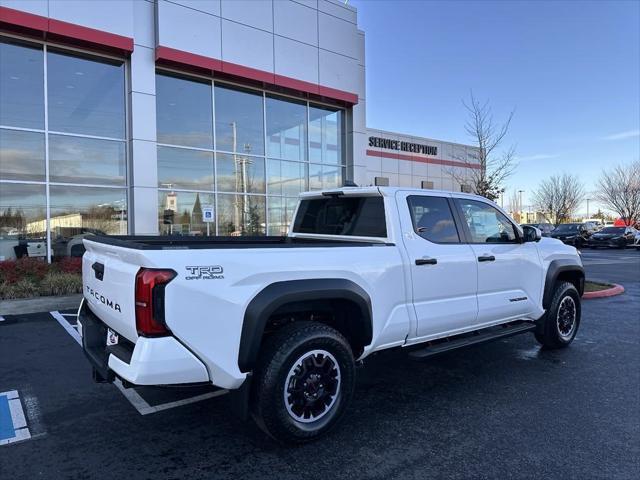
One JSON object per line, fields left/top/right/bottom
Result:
{"left": 0, "top": 390, "right": 32, "bottom": 446}
{"left": 50, "top": 311, "right": 81, "bottom": 346}
{"left": 136, "top": 389, "right": 228, "bottom": 415}
{"left": 50, "top": 310, "right": 228, "bottom": 415}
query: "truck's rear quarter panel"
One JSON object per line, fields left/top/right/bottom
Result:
{"left": 143, "top": 244, "right": 409, "bottom": 389}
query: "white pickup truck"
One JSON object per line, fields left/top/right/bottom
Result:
{"left": 79, "top": 187, "right": 584, "bottom": 443}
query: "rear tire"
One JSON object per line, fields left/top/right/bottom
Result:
{"left": 535, "top": 281, "right": 581, "bottom": 349}
{"left": 250, "top": 321, "right": 356, "bottom": 444}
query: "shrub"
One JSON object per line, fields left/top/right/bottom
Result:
{"left": 52, "top": 257, "right": 83, "bottom": 274}
{"left": 0, "top": 257, "right": 49, "bottom": 283}
{"left": 0, "top": 258, "right": 83, "bottom": 299}
{"left": 0, "top": 261, "right": 19, "bottom": 283}
{"left": 0, "top": 279, "right": 39, "bottom": 300}
{"left": 39, "top": 272, "right": 83, "bottom": 297}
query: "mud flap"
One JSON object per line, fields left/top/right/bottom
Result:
{"left": 228, "top": 375, "right": 252, "bottom": 421}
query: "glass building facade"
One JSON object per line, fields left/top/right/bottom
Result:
{"left": 0, "top": 36, "right": 345, "bottom": 262}
{"left": 0, "top": 37, "right": 127, "bottom": 262}
{"left": 155, "top": 71, "right": 345, "bottom": 237}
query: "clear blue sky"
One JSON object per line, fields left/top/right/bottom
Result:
{"left": 351, "top": 0, "right": 640, "bottom": 214}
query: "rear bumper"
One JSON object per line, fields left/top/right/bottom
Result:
{"left": 78, "top": 300, "right": 210, "bottom": 386}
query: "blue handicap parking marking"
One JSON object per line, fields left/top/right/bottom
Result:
{"left": 0, "top": 394, "right": 14, "bottom": 441}
{"left": 0, "top": 390, "right": 31, "bottom": 445}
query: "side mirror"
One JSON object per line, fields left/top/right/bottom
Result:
{"left": 522, "top": 225, "right": 542, "bottom": 242}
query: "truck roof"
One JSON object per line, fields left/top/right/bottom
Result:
{"left": 300, "top": 186, "right": 492, "bottom": 203}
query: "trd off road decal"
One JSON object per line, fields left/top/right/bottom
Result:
{"left": 185, "top": 266, "right": 224, "bottom": 280}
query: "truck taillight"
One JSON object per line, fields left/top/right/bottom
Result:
{"left": 135, "top": 268, "right": 176, "bottom": 337}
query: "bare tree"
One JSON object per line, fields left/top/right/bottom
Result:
{"left": 448, "top": 91, "right": 517, "bottom": 201}
{"left": 595, "top": 161, "right": 640, "bottom": 226}
{"left": 532, "top": 174, "right": 585, "bottom": 226}
{"left": 507, "top": 190, "right": 522, "bottom": 222}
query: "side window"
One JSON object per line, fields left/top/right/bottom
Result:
{"left": 457, "top": 199, "right": 518, "bottom": 243}
{"left": 407, "top": 196, "right": 460, "bottom": 243}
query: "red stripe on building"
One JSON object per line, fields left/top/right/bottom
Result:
{"left": 274, "top": 75, "right": 320, "bottom": 96}
{"left": 156, "top": 45, "right": 358, "bottom": 106}
{"left": 0, "top": 6, "right": 133, "bottom": 55}
{"left": 366, "top": 149, "right": 482, "bottom": 170}
{"left": 155, "top": 46, "right": 222, "bottom": 73}
{"left": 0, "top": 6, "right": 48, "bottom": 33}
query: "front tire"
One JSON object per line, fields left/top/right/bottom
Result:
{"left": 251, "top": 321, "right": 356, "bottom": 444}
{"left": 535, "top": 281, "right": 581, "bottom": 349}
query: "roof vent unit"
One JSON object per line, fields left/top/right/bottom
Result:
{"left": 375, "top": 177, "right": 390, "bottom": 187}
{"left": 421, "top": 181, "right": 434, "bottom": 189}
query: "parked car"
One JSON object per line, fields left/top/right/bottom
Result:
{"left": 584, "top": 218, "right": 604, "bottom": 230}
{"left": 521, "top": 223, "right": 554, "bottom": 237}
{"left": 78, "top": 187, "right": 584, "bottom": 443}
{"left": 633, "top": 230, "right": 640, "bottom": 249}
{"left": 587, "top": 226, "right": 638, "bottom": 248}
{"left": 549, "top": 222, "right": 595, "bottom": 248}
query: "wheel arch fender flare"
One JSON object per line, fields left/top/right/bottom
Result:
{"left": 542, "top": 259, "right": 585, "bottom": 309}
{"left": 238, "top": 278, "right": 373, "bottom": 373}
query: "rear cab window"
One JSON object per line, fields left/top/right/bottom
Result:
{"left": 292, "top": 196, "right": 387, "bottom": 238}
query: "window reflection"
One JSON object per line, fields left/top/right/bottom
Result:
{"left": 217, "top": 194, "right": 265, "bottom": 236}
{"left": 49, "top": 134, "right": 126, "bottom": 185}
{"left": 267, "top": 159, "right": 306, "bottom": 196}
{"left": 47, "top": 50, "right": 125, "bottom": 138}
{"left": 158, "top": 146, "right": 214, "bottom": 191}
{"left": 266, "top": 95, "right": 306, "bottom": 161}
{"left": 0, "top": 40, "right": 44, "bottom": 129}
{"left": 156, "top": 74, "right": 213, "bottom": 148}
{"left": 49, "top": 186, "right": 127, "bottom": 258}
{"left": 267, "top": 196, "right": 298, "bottom": 236}
{"left": 0, "top": 129, "right": 45, "bottom": 182}
{"left": 215, "top": 85, "right": 264, "bottom": 155}
{"left": 216, "top": 153, "right": 265, "bottom": 194}
{"left": 309, "top": 105, "right": 344, "bottom": 164}
{"left": 0, "top": 183, "right": 47, "bottom": 260}
{"left": 158, "top": 190, "right": 214, "bottom": 236}
{"left": 309, "top": 163, "right": 342, "bottom": 190}
{"left": 153, "top": 73, "right": 347, "bottom": 238}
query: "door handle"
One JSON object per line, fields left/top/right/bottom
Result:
{"left": 477, "top": 255, "right": 496, "bottom": 262}
{"left": 415, "top": 257, "right": 438, "bottom": 265}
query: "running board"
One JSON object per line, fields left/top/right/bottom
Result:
{"left": 408, "top": 321, "right": 536, "bottom": 360}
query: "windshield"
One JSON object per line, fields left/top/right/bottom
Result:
{"left": 554, "top": 224, "right": 579, "bottom": 232}
{"left": 599, "top": 227, "right": 625, "bottom": 234}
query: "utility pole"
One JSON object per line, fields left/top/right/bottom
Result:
{"left": 518, "top": 190, "right": 524, "bottom": 223}
{"left": 586, "top": 198, "right": 591, "bottom": 219}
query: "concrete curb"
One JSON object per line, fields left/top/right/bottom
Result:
{"left": 0, "top": 294, "right": 82, "bottom": 316}
{"left": 583, "top": 283, "right": 625, "bottom": 299}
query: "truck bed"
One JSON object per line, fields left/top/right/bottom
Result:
{"left": 87, "top": 235, "right": 385, "bottom": 250}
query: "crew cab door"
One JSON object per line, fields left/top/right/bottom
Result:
{"left": 397, "top": 191, "right": 478, "bottom": 339}
{"left": 452, "top": 198, "right": 543, "bottom": 324}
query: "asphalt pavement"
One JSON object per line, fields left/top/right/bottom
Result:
{"left": 0, "top": 249, "right": 638, "bottom": 479}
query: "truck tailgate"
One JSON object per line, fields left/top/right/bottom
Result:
{"left": 82, "top": 239, "right": 142, "bottom": 342}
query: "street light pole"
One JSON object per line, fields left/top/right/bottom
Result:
{"left": 518, "top": 190, "right": 525, "bottom": 222}
{"left": 586, "top": 198, "right": 591, "bottom": 219}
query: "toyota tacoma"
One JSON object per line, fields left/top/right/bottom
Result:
{"left": 78, "top": 187, "right": 584, "bottom": 443}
